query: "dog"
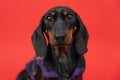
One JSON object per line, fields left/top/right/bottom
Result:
{"left": 16, "top": 6, "right": 89, "bottom": 80}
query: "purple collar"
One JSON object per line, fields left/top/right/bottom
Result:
{"left": 26, "top": 56, "right": 85, "bottom": 80}
{"left": 39, "top": 57, "right": 85, "bottom": 79}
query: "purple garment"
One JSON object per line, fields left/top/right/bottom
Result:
{"left": 26, "top": 56, "right": 85, "bottom": 80}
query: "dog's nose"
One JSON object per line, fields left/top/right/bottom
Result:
{"left": 55, "top": 34, "right": 66, "bottom": 42}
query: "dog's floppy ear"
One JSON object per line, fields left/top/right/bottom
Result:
{"left": 31, "top": 16, "right": 47, "bottom": 56}
{"left": 75, "top": 15, "right": 89, "bottom": 54}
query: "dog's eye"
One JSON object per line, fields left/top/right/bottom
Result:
{"left": 66, "top": 14, "right": 73, "bottom": 21}
{"left": 46, "top": 16, "right": 53, "bottom": 22}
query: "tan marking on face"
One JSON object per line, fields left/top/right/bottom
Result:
{"left": 63, "top": 11, "right": 67, "bottom": 16}
{"left": 51, "top": 11, "right": 55, "bottom": 16}
{"left": 47, "top": 30, "right": 56, "bottom": 45}
{"left": 65, "top": 26, "right": 77, "bottom": 44}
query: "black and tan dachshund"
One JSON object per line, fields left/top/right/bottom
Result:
{"left": 16, "top": 6, "right": 89, "bottom": 80}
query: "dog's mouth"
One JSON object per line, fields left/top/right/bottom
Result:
{"left": 55, "top": 45, "right": 69, "bottom": 64}
{"left": 54, "top": 45, "right": 72, "bottom": 78}
{"left": 50, "top": 43, "right": 75, "bottom": 78}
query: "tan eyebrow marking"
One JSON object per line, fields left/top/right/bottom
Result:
{"left": 63, "top": 11, "right": 67, "bottom": 16}
{"left": 51, "top": 11, "right": 55, "bottom": 16}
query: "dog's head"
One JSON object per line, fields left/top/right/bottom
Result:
{"left": 32, "top": 6, "right": 89, "bottom": 57}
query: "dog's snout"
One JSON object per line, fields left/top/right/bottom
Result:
{"left": 55, "top": 34, "right": 66, "bottom": 42}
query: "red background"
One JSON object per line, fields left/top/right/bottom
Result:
{"left": 0, "top": 0, "right": 120, "bottom": 80}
